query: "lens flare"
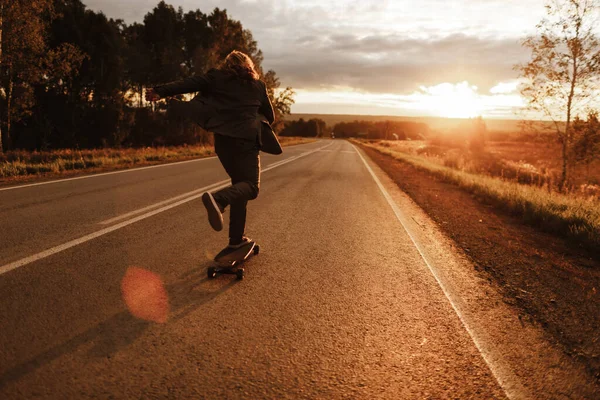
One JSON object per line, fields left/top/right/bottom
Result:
{"left": 121, "top": 267, "right": 169, "bottom": 323}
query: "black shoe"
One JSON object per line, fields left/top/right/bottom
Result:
{"left": 228, "top": 236, "right": 252, "bottom": 249}
{"left": 202, "top": 192, "right": 223, "bottom": 231}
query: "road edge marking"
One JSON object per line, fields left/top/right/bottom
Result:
{"left": 0, "top": 142, "right": 334, "bottom": 276}
{"left": 352, "top": 143, "right": 514, "bottom": 400}
{"left": 0, "top": 157, "right": 217, "bottom": 192}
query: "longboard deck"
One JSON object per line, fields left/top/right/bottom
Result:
{"left": 208, "top": 242, "right": 260, "bottom": 280}
{"left": 214, "top": 241, "right": 255, "bottom": 265}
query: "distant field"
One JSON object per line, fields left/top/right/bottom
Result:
{"left": 287, "top": 113, "right": 556, "bottom": 134}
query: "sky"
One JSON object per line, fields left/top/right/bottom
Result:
{"left": 84, "top": 0, "right": 551, "bottom": 118}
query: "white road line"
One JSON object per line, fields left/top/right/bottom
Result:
{"left": 0, "top": 142, "right": 333, "bottom": 276}
{"left": 264, "top": 155, "right": 300, "bottom": 169}
{"left": 0, "top": 141, "right": 323, "bottom": 192}
{"left": 100, "top": 150, "right": 318, "bottom": 225}
{"left": 352, "top": 143, "right": 512, "bottom": 400}
{"left": 98, "top": 180, "right": 229, "bottom": 225}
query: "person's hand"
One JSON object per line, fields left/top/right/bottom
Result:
{"left": 145, "top": 88, "right": 161, "bottom": 102}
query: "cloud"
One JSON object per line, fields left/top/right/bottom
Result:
{"left": 268, "top": 33, "right": 529, "bottom": 94}
{"left": 490, "top": 80, "right": 521, "bottom": 94}
{"left": 84, "top": 0, "right": 536, "bottom": 97}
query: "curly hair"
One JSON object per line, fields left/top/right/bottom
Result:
{"left": 221, "top": 50, "right": 260, "bottom": 81}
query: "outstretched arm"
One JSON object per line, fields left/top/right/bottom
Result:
{"left": 146, "top": 74, "right": 212, "bottom": 102}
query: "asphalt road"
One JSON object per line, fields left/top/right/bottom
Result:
{"left": 0, "top": 140, "right": 596, "bottom": 399}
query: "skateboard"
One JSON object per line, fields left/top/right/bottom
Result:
{"left": 207, "top": 241, "right": 260, "bottom": 280}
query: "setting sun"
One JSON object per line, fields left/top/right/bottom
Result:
{"left": 414, "top": 82, "right": 484, "bottom": 118}
{"left": 291, "top": 81, "right": 521, "bottom": 118}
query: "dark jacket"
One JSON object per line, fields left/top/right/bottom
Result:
{"left": 154, "top": 69, "right": 275, "bottom": 142}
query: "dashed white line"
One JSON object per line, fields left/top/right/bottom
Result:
{"left": 98, "top": 179, "right": 230, "bottom": 225}
{"left": 101, "top": 146, "right": 330, "bottom": 226}
{"left": 0, "top": 142, "right": 333, "bottom": 276}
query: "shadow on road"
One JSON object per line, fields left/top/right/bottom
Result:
{"left": 0, "top": 262, "right": 238, "bottom": 389}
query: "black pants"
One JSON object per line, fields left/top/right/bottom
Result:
{"left": 212, "top": 134, "right": 260, "bottom": 243}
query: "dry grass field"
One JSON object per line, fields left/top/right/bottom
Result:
{"left": 0, "top": 137, "right": 316, "bottom": 183}
{"left": 358, "top": 139, "right": 600, "bottom": 251}
{"left": 370, "top": 139, "right": 600, "bottom": 193}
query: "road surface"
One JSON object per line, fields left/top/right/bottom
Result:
{"left": 0, "top": 140, "right": 596, "bottom": 399}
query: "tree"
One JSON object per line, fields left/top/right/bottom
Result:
{"left": 123, "top": 22, "right": 152, "bottom": 107}
{"left": 572, "top": 110, "right": 600, "bottom": 178}
{"left": 0, "top": 0, "right": 54, "bottom": 152}
{"left": 40, "top": 0, "right": 126, "bottom": 148}
{"left": 81, "top": 13, "right": 129, "bottom": 147}
{"left": 280, "top": 118, "right": 327, "bottom": 137}
{"left": 263, "top": 70, "right": 295, "bottom": 133}
{"left": 517, "top": 0, "right": 600, "bottom": 189}
{"left": 182, "top": 10, "right": 210, "bottom": 75}
{"left": 143, "top": 1, "right": 185, "bottom": 85}
{"left": 124, "top": 4, "right": 187, "bottom": 108}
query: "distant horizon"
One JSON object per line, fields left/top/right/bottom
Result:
{"left": 284, "top": 112, "right": 560, "bottom": 133}
{"left": 288, "top": 112, "right": 527, "bottom": 122}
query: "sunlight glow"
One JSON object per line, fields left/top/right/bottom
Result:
{"left": 416, "top": 82, "right": 483, "bottom": 118}
{"left": 292, "top": 81, "right": 525, "bottom": 118}
{"left": 490, "top": 81, "right": 521, "bottom": 94}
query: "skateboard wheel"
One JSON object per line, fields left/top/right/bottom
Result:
{"left": 253, "top": 245, "right": 260, "bottom": 255}
{"left": 236, "top": 269, "right": 244, "bottom": 280}
{"left": 207, "top": 267, "right": 216, "bottom": 279}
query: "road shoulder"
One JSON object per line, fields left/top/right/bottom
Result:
{"left": 356, "top": 143, "right": 600, "bottom": 397}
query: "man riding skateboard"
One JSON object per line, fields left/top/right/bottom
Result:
{"left": 146, "top": 50, "right": 275, "bottom": 253}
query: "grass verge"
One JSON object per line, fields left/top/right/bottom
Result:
{"left": 355, "top": 140, "right": 600, "bottom": 252}
{"left": 0, "top": 137, "right": 317, "bottom": 183}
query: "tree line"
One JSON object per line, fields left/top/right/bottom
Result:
{"left": 330, "top": 120, "right": 429, "bottom": 140}
{"left": 280, "top": 118, "right": 430, "bottom": 140}
{"left": 0, "top": 0, "right": 294, "bottom": 152}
